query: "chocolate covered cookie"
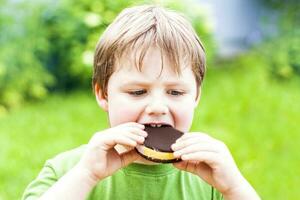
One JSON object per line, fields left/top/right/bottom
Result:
{"left": 135, "top": 125, "right": 183, "bottom": 163}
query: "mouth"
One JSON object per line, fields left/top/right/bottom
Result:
{"left": 142, "top": 123, "right": 173, "bottom": 128}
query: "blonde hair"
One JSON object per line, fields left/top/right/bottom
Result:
{"left": 93, "top": 5, "right": 206, "bottom": 98}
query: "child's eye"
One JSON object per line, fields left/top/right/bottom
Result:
{"left": 167, "top": 90, "right": 184, "bottom": 96}
{"left": 128, "top": 90, "right": 147, "bottom": 96}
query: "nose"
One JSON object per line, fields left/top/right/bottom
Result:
{"left": 145, "top": 98, "right": 169, "bottom": 116}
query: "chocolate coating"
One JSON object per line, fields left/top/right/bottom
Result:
{"left": 143, "top": 125, "right": 184, "bottom": 152}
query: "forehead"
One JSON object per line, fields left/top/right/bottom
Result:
{"left": 114, "top": 46, "right": 191, "bottom": 79}
{"left": 110, "top": 47, "right": 196, "bottom": 87}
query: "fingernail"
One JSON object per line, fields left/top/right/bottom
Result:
{"left": 181, "top": 155, "right": 187, "bottom": 160}
{"left": 142, "top": 131, "right": 148, "bottom": 137}
{"left": 171, "top": 144, "right": 176, "bottom": 150}
{"left": 138, "top": 137, "right": 145, "bottom": 144}
{"left": 173, "top": 151, "right": 180, "bottom": 158}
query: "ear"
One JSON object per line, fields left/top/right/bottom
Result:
{"left": 94, "top": 83, "right": 108, "bottom": 112}
{"left": 194, "top": 87, "right": 201, "bottom": 108}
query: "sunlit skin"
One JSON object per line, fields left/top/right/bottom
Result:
{"left": 90, "top": 47, "right": 259, "bottom": 199}
{"left": 39, "top": 46, "right": 260, "bottom": 200}
{"left": 104, "top": 47, "right": 199, "bottom": 131}
{"left": 98, "top": 47, "right": 200, "bottom": 164}
{"left": 96, "top": 48, "right": 199, "bottom": 164}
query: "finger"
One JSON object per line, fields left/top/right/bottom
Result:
{"left": 174, "top": 137, "right": 229, "bottom": 155}
{"left": 176, "top": 132, "right": 212, "bottom": 143}
{"left": 172, "top": 137, "right": 211, "bottom": 151}
{"left": 173, "top": 143, "right": 218, "bottom": 158}
{"left": 173, "top": 160, "right": 188, "bottom": 171}
{"left": 119, "top": 122, "right": 145, "bottom": 129}
{"left": 103, "top": 135, "right": 138, "bottom": 149}
{"left": 125, "top": 127, "right": 148, "bottom": 137}
{"left": 172, "top": 133, "right": 217, "bottom": 152}
{"left": 120, "top": 149, "right": 139, "bottom": 167}
{"left": 173, "top": 160, "right": 212, "bottom": 179}
{"left": 181, "top": 151, "right": 220, "bottom": 167}
{"left": 174, "top": 160, "right": 199, "bottom": 172}
{"left": 123, "top": 132, "right": 145, "bottom": 144}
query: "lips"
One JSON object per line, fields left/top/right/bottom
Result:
{"left": 142, "top": 123, "right": 173, "bottom": 128}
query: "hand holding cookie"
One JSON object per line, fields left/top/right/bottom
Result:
{"left": 76, "top": 122, "right": 147, "bottom": 184}
{"left": 171, "top": 133, "right": 251, "bottom": 197}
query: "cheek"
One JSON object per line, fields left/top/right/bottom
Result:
{"left": 171, "top": 99, "right": 195, "bottom": 132}
{"left": 107, "top": 97, "right": 144, "bottom": 127}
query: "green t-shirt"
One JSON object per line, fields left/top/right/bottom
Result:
{"left": 22, "top": 145, "right": 223, "bottom": 200}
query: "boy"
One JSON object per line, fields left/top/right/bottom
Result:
{"left": 22, "top": 5, "right": 260, "bottom": 200}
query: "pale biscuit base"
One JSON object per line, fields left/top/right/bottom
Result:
{"left": 135, "top": 145, "right": 181, "bottom": 163}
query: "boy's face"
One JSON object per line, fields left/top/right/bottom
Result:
{"left": 96, "top": 47, "right": 200, "bottom": 133}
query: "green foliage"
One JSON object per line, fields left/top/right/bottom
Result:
{"left": 261, "top": 0, "right": 299, "bottom": 10}
{"left": 260, "top": 0, "right": 300, "bottom": 80}
{"left": 264, "top": 30, "right": 300, "bottom": 79}
{"left": 35, "top": 0, "right": 215, "bottom": 90}
{"left": 0, "top": 0, "right": 214, "bottom": 111}
{"left": 0, "top": 43, "right": 54, "bottom": 108}
{"left": 0, "top": 1, "right": 54, "bottom": 110}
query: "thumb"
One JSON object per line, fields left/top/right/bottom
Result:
{"left": 120, "top": 149, "right": 139, "bottom": 168}
{"left": 173, "top": 161, "right": 187, "bottom": 171}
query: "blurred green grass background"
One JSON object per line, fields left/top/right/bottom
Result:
{"left": 1, "top": 0, "right": 300, "bottom": 199}
{"left": 1, "top": 62, "right": 300, "bottom": 199}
